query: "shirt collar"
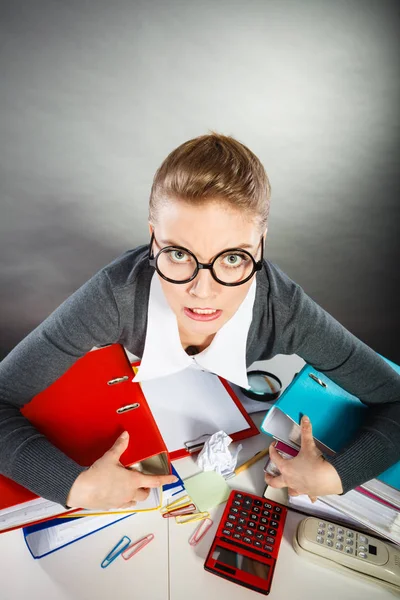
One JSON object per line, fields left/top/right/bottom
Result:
{"left": 132, "top": 273, "right": 256, "bottom": 389}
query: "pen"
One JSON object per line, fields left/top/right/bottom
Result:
{"left": 233, "top": 447, "right": 270, "bottom": 476}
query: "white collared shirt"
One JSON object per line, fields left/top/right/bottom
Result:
{"left": 132, "top": 273, "right": 256, "bottom": 389}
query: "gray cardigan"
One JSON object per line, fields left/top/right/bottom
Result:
{"left": 0, "top": 245, "right": 399, "bottom": 506}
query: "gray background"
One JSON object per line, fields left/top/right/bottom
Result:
{"left": 1, "top": 0, "right": 399, "bottom": 361}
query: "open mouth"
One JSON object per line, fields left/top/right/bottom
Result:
{"left": 184, "top": 307, "right": 223, "bottom": 321}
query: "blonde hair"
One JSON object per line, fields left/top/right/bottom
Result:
{"left": 149, "top": 132, "right": 271, "bottom": 230}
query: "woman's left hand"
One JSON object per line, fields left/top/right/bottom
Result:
{"left": 264, "top": 415, "right": 343, "bottom": 501}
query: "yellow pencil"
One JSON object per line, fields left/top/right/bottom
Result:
{"left": 233, "top": 447, "right": 269, "bottom": 477}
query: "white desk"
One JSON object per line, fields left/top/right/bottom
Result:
{"left": 0, "top": 355, "right": 394, "bottom": 600}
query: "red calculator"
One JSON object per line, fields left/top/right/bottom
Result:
{"left": 204, "top": 490, "right": 287, "bottom": 595}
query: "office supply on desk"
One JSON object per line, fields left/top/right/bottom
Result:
{"left": 184, "top": 471, "right": 231, "bottom": 513}
{"left": 132, "top": 363, "right": 259, "bottom": 460}
{"left": 0, "top": 344, "right": 170, "bottom": 534}
{"left": 239, "top": 370, "right": 282, "bottom": 402}
{"left": 293, "top": 517, "right": 400, "bottom": 594}
{"left": 204, "top": 490, "right": 287, "bottom": 596}
{"left": 227, "top": 447, "right": 269, "bottom": 479}
{"left": 101, "top": 535, "right": 132, "bottom": 568}
{"left": 23, "top": 512, "right": 136, "bottom": 560}
{"left": 189, "top": 518, "right": 214, "bottom": 546}
{"left": 162, "top": 503, "right": 196, "bottom": 518}
{"left": 122, "top": 533, "right": 155, "bottom": 560}
{"left": 176, "top": 511, "right": 210, "bottom": 524}
{"left": 161, "top": 494, "right": 192, "bottom": 514}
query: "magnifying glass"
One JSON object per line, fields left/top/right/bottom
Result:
{"left": 240, "top": 370, "right": 282, "bottom": 403}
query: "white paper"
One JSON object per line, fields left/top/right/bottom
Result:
{"left": 138, "top": 369, "right": 251, "bottom": 453}
{"left": 196, "top": 430, "right": 242, "bottom": 476}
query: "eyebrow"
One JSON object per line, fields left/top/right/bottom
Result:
{"left": 158, "top": 238, "right": 255, "bottom": 251}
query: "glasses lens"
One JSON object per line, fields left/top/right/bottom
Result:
{"left": 157, "top": 248, "right": 197, "bottom": 281}
{"left": 213, "top": 251, "right": 254, "bottom": 284}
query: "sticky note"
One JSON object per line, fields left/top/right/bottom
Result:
{"left": 183, "top": 471, "right": 230, "bottom": 512}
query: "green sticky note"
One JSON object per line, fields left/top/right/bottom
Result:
{"left": 184, "top": 471, "right": 231, "bottom": 512}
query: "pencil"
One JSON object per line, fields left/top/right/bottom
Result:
{"left": 234, "top": 447, "right": 269, "bottom": 476}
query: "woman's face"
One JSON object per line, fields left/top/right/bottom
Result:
{"left": 149, "top": 200, "right": 264, "bottom": 342}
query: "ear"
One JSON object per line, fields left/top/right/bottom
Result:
{"left": 148, "top": 222, "right": 154, "bottom": 237}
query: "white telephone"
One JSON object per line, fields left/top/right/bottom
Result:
{"left": 293, "top": 517, "right": 400, "bottom": 595}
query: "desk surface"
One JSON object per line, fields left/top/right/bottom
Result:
{"left": 0, "top": 355, "right": 394, "bottom": 600}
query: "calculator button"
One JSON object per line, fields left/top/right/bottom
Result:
{"left": 258, "top": 525, "right": 267, "bottom": 532}
{"left": 233, "top": 533, "right": 242, "bottom": 540}
{"left": 326, "top": 539, "right": 333, "bottom": 547}
{"left": 253, "top": 499, "right": 262, "bottom": 506}
{"left": 336, "top": 535, "right": 344, "bottom": 542}
{"left": 267, "top": 528, "right": 277, "bottom": 536}
{"left": 243, "top": 497, "right": 253, "bottom": 508}
{"left": 336, "top": 543, "right": 343, "bottom": 551}
{"left": 317, "top": 528, "right": 325, "bottom": 536}
{"left": 240, "top": 510, "right": 249, "bottom": 518}
{"left": 358, "top": 545, "right": 367, "bottom": 552}
{"left": 346, "top": 531, "right": 354, "bottom": 538}
{"left": 245, "top": 529, "right": 254, "bottom": 537}
{"left": 253, "top": 506, "right": 261, "bottom": 513}
{"left": 316, "top": 535, "right": 324, "bottom": 544}
{"left": 254, "top": 541, "right": 262, "bottom": 548}
{"left": 248, "top": 521, "right": 256, "bottom": 529}
{"left": 318, "top": 521, "right": 326, "bottom": 528}
{"left": 273, "top": 506, "right": 282, "bottom": 512}
{"left": 260, "top": 517, "right": 269, "bottom": 525}
{"left": 235, "top": 525, "right": 244, "bottom": 533}
{"left": 270, "top": 520, "right": 279, "bottom": 528}
{"left": 228, "top": 515, "right": 236, "bottom": 521}
{"left": 359, "top": 535, "right": 368, "bottom": 544}
{"left": 264, "top": 545, "right": 273, "bottom": 553}
{"left": 235, "top": 493, "right": 244, "bottom": 499}
{"left": 238, "top": 518, "right": 246, "bottom": 525}
{"left": 345, "top": 539, "right": 353, "bottom": 546}
{"left": 327, "top": 532, "right": 334, "bottom": 539}
{"left": 231, "top": 507, "right": 239, "bottom": 514}
{"left": 358, "top": 551, "right": 367, "bottom": 559}
{"left": 262, "top": 510, "right": 271, "bottom": 517}
{"left": 328, "top": 524, "right": 335, "bottom": 531}
{"left": 250, "top": 514, "right": 259, "bottom": 522}
{"left": 243, "top": 537, "right": 252, "bottom": 544}
{"left": 271, "top": 513, "right": 280, "bottom": 521}
{"left": 345, "top": 546, "right": 353, "bottom": 554}
{"left": 264, "top": 502, "right": 272, "bottom": 509}
{"left": 255, "top": 533, "right": 264, "bottom": 541}
{"left": 266, "top": 536, "right": 275, "bottom": 544}
{"left": 225, "top": 521, "right": 234, "bottom": 528}
{"left": 222, "top": 529, "right": 231, "bottom": 536}
{"left": 233, "top": 500, "right": 241, "bottom": 506}
{"left": 337, "top": 528, "right": 344, "bottom": 535}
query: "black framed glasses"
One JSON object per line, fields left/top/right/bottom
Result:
{"left": 148, "top": 232, "right": 264, "bottom": 286}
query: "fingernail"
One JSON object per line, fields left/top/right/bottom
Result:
{"left": 121, "top": 431, "right": 129, "bottom": 439}
{"left": 302, "top": 415, "right": 310, "bottom": 423}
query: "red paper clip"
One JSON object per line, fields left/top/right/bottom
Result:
{"left": 121, "top": 533, "right": 154, "bottom": 560}
{"left": 188, "top": 518, "right": 213, "bottom": 546}
{"left": 162, "top": 503, "right": 196, "bottom": 518}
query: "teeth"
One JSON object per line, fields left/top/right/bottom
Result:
{"left": 191, "top": 308, "right": 217, "bottom": 315}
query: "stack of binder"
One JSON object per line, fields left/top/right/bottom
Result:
{"left": 0, "top": 343, "right": 258, "bottom": 534}
{"left": 261, "top": 359, "right": 400, "bottom": 546}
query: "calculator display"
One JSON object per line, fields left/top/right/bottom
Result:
{"left": 212, "top": 545, "right": 271, "bottom": 580}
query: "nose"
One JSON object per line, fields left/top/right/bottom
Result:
{"left": 187, "top": 268, "right": 218, "bottom": 299}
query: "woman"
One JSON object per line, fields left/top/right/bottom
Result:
{"left": 0, "top": 133, "right": 399, "bottom": 511}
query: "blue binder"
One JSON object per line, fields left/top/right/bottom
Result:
{"left": 261, "top": 357, "right": 400, "bottom": 491}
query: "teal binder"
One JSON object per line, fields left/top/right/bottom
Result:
{"left": 261, "top": 357, "right": 400, "bottom": 491}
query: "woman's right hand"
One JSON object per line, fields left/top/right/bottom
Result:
{"left": 66, "top": 431, "right": 178, "bottom": 510}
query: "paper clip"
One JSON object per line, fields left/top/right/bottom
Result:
{"left": 162, "top": 503, "right": 196, "bottom": 518}
{"left": 121, "top": 533, "right": 155, "bottom": 560}
{"left": 189, "top": 518, "right": 213, "bottom": 546}
{"left": 160, "top": 495, "right": 192, "bottom": 514}
{"left": 175, "top": 511, "right": 210, "bottom": 525}
{"left": 101, "top": 535, "right": 131, "bottom": 568}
